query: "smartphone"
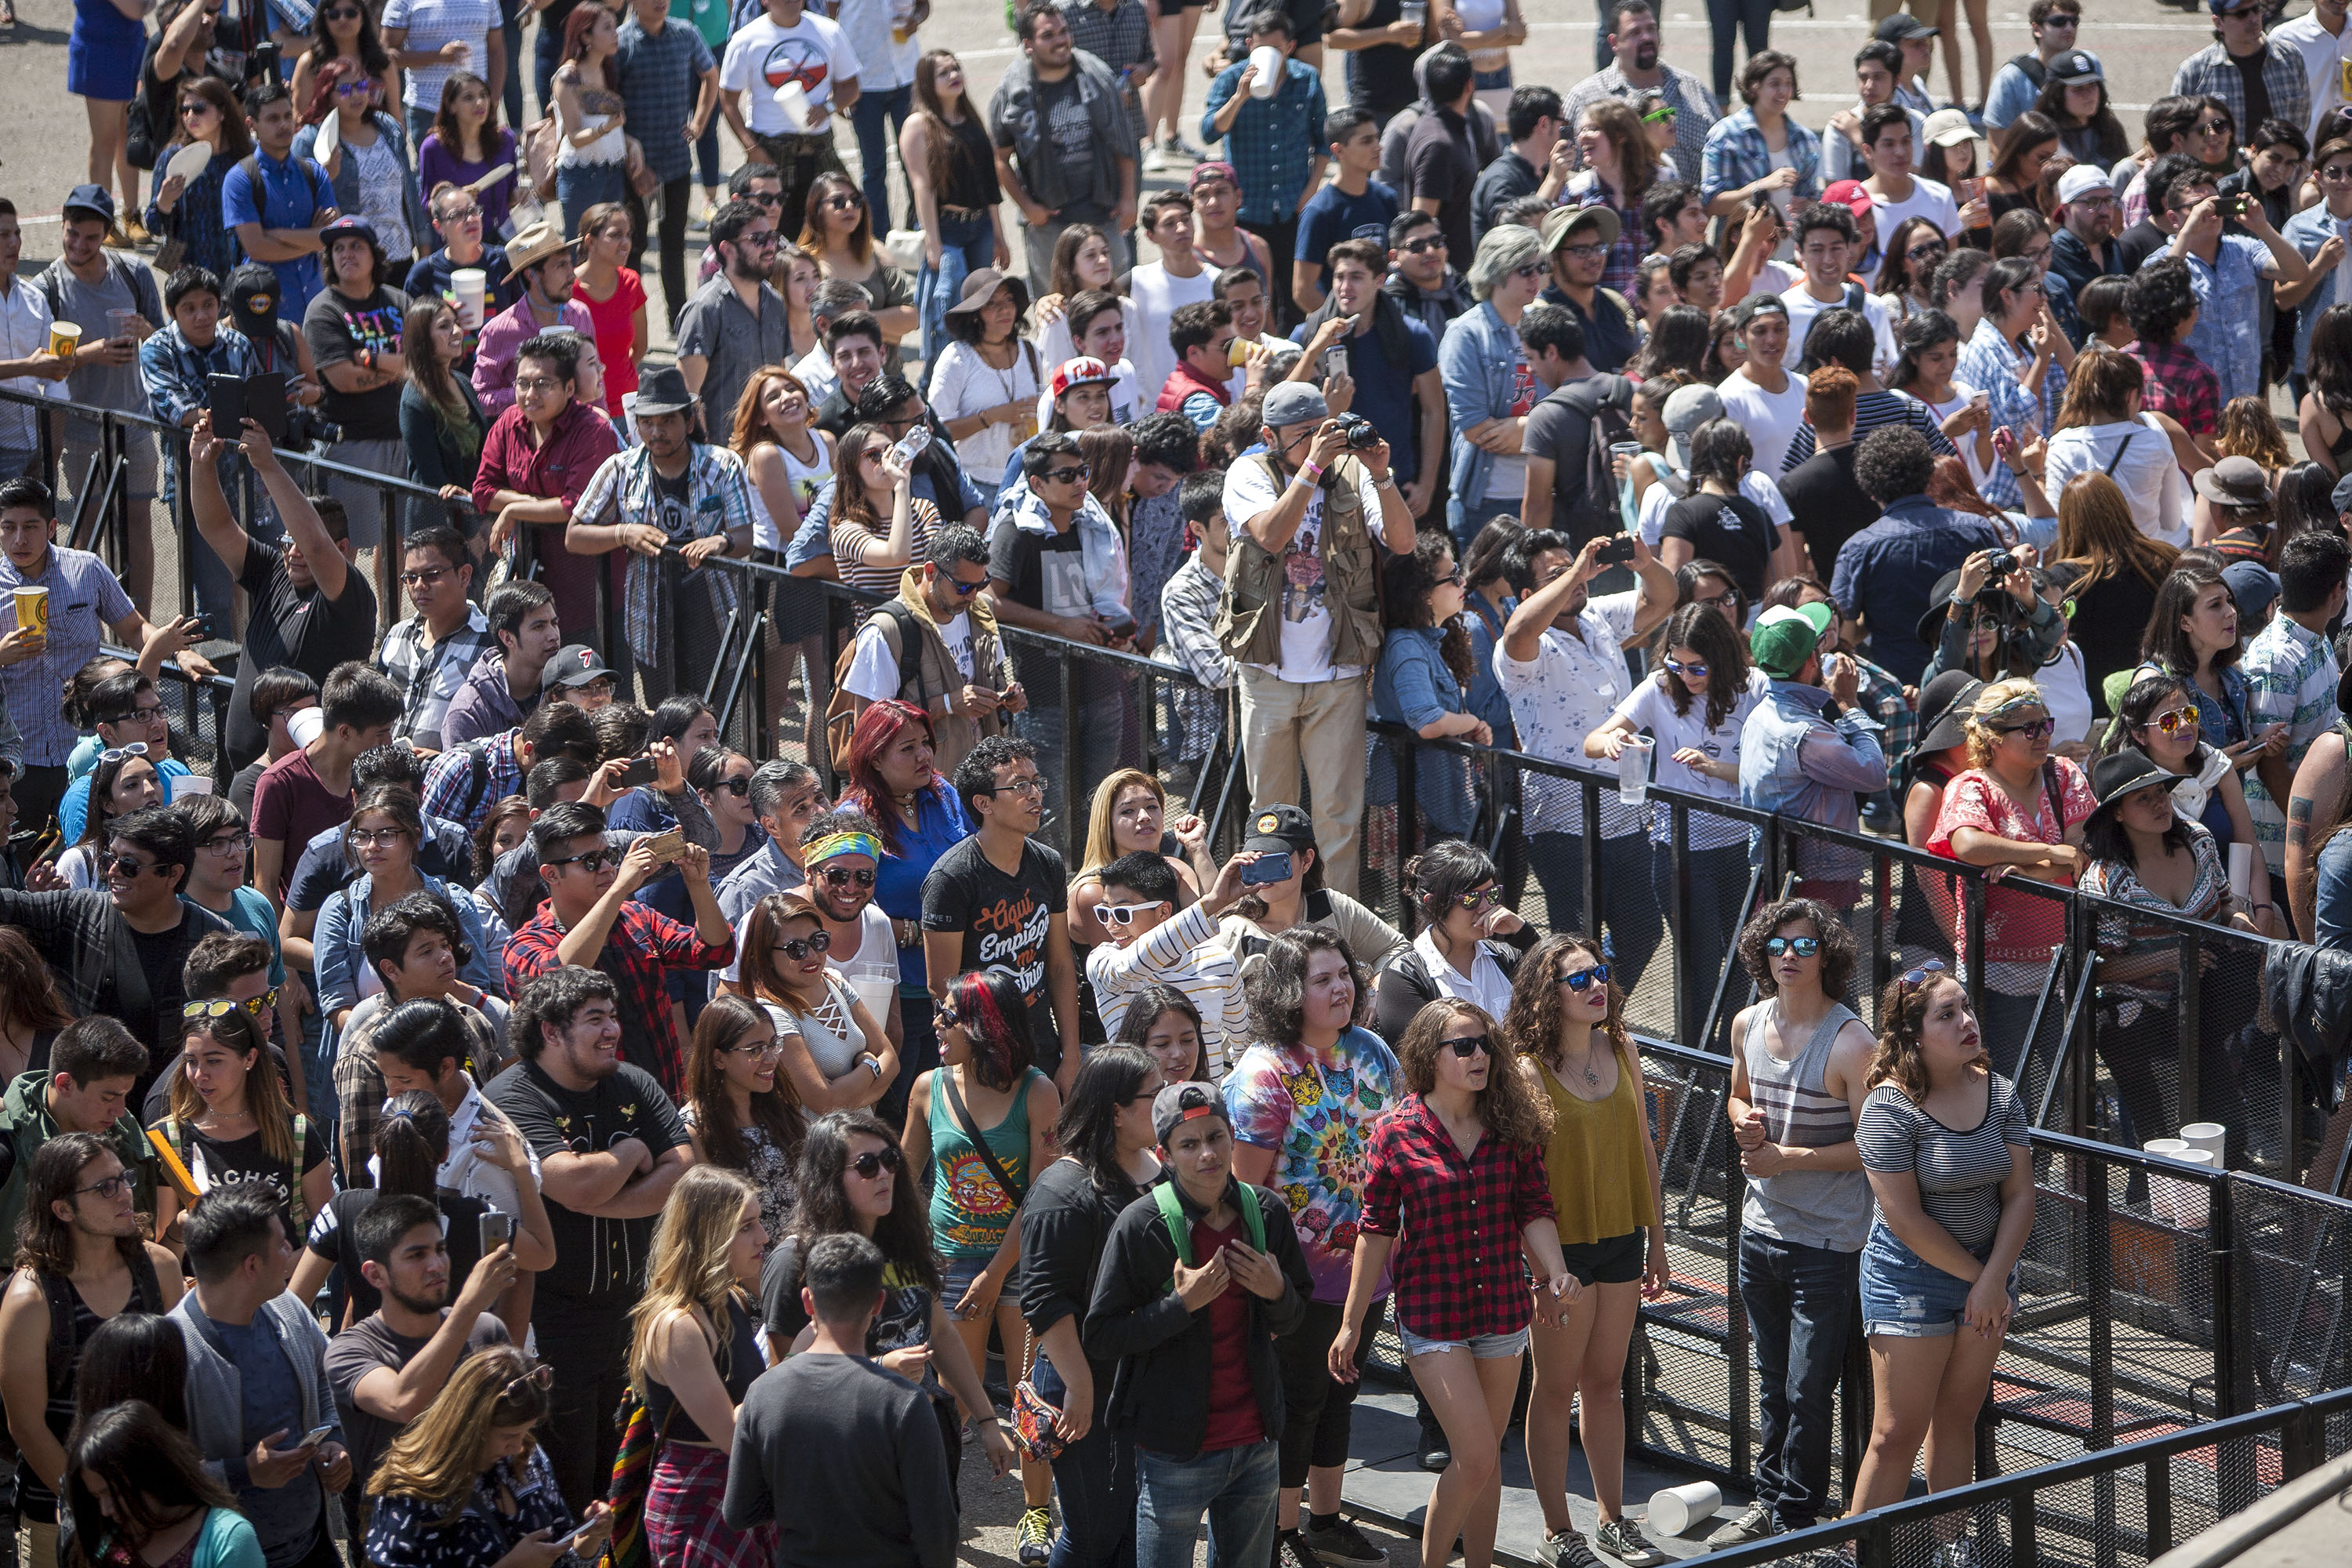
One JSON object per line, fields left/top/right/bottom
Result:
{"left": 298, "top": 1425, "right": 335, "bottom": 1448}
{"left": 206, "top": 373, "right": 247, "bottom": 435}
{"left": 615, "top": 754, "right": 659, "bottom": 788}
{"left": 478, "top": 1210, "right": 515, "bottom": 1252}
{"left": 644, "top": 826, "right": 688, "bottom": 863}
{"left": 1106, "top": 617, "right": 1138, "bottom": 641}
{"left": 185, "top": 613, "right": 214, "bottom": 641}
{"left": 888, "top": 423, "right": 931, "bottom": 467}
{"left": 245, "top": 370, "right": 289, "bottom": 444}
{"left": 1240, "top": 851, "right": 1293, "bottom": 886}
{"left": 544, "top": 1523, "right": 590, "bottom": 1555}
{"left": 1597, "top": 536, "right": 1637, "bottom": 565}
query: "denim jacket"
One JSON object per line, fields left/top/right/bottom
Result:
{"left": 1438, "top": 300, "right": 1522, "bottom": 506}
{"left": 1001, "top": 482, "right": 1134, "bottom": 621}
{"left": 315, "top": 869, "right": 503, "bottom": 1068}
{"left": 2284, "top": 202, "right": 2352, "bottom": 377}
{"left": 292, "top": 112, "right": 430, "bottom": 258}
{"left": 1372, "top": 626, "right": 1476, "bottom": 834}
{"left": 1737, "top": 679, "right": 1889, "bottom": 884}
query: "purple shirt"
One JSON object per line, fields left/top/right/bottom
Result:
{"left": 470, "top": 294, "right": 595, "bottom": 419}
{"left": 417, "top": 128, "right": 520, "bottom": 238}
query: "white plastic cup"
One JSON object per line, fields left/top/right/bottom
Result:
{"left": 2167, "top": 1148, "right": 2216, "bottom": 1229}
{"left": 450, "top": 267, "right": 488, "bottom": 330}
{"left": 1649, "top": 1481, "right": 1722, "bottom": 1537}
{"left": 2143, "top": 1138, "right": 2189, "bottom": 1223}
{"left": 1247, "top": 45, "right": 1283, "bottom": 98}
{"left": 773, "top": 79, "right": 814, "bottom": 131}
{"left": 2227, "top": 842, "right": 2254, "bottom": 903}
{"left": 1616, "top": 734, "right": 1654, "bottom": 805}
{"left": 2180, "top": 1122, "right": 2227, "bottom": 1163}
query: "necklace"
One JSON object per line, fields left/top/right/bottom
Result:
{"left": 1557, "top": 1041, "right": 1602, "bottom": 1088}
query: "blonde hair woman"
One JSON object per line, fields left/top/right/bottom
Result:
{"left": 365, "top": 1348, "right": 612, "bottom": 1568}
{"left": 1066, "top": 769, "right": 1214, "bottom": 947}
{"left": 630, "top": 1166, "right": 775, "bottom": 1568}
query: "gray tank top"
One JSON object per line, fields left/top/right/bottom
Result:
{"left": 1740, "top": 998, "right": 1875, "bottom": 1253}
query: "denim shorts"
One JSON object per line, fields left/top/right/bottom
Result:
{"left": 1398, "top": 1321, "right": 1531, "bottom": 1359}
{"left": 1860, "top": 1224, "right": 2016, "bottom": 1339}
{"left": 941, "top": 1250, "right": 1022, "bottom": 1316}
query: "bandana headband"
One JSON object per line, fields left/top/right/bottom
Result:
{"left": 804, "top": 831, "right": 882, "bottom": 866}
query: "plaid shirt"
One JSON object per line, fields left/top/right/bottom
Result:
{"left": 2170, "top": 40, "right": 2310, "bottom": 159}
{"left": 1857, "top": 656, "right": 1914, "bottom": 760}
{"left": 1566, "top": 170, "right": 1642, "bottom": 296}
{"left": 1156, "top": 555, "right": 1229, "bottom": 764}
{"left": 1059, "top": 0, "right": 1154, "bottom": 74}
{"left": 571, "top": 443, "right": 753, "bottom": 666}
{"left": 1563, "top": 64, "right": 1719, "bottom": 186}
{"left": 614, "top": 15, "right": 716, "bottom": 186}
{"left": 2128, "top": 337, "right": 2220, "bottom": 437}
{"left": 504, "top": 898, "right": 734, "bottom": 1094}
{"left": 378, "top": 606, "right": 496, "bottom": 749}
{"left": 2242, "top": 613, "right": 2339, "bottom": 874}
{"left": 335, "top": 996, "right": 513, "bottom": 1181}
{"left": 421, "top": 730, "right": 524, "bottom": 836}
{"left": 1200, "top": 56, "right": 1329, "bottom": 224}
{"left": 1698, "top": 107, "right": 1823, "bottom": 211}
{"left": 1955, "top": 318, "right": 2064, "bottom": 510}
{"left": 1359, "top": 1093, "right": 1556, "bottom": 1341}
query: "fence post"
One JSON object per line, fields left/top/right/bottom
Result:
{"left": 2212, "top": 1178, "right": 2258, "bottom": 1506}
{"left": 2176, "top": 924, "right": 2202, "bottom": 1124}
{"left": 1394, "top": 734, "right": 1418, "bottom": 935}
{"left": 1726, "top": 1152, "right": 1751, "bottom": 1480}
{"left": 2144, "top": 1452, "right": 2172, "bottom": 1559}
{"left": 1961, "top": 871, "right": 1987, "bottom": 1032}
{"left": 2088, "top": 1144, "right": 2119, "bottom": 1568}
{"left": 1668, "top": 801, "right": 1693, "bottom": 1048}
{"left": 2067, "top": 898, "right": 2096, "bottom": 1140}
{"left": 1581, "top": 777, "right": 1602, "bottom": 946}
{"left": 2009, "top": 1489, "right": 2038, "bottom": 1568}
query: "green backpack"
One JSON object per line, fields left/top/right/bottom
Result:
{"left": 1153, "top": 1178, "right": 1265, "bottom": 1265}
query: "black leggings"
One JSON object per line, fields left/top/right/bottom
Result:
{"left": 1274, "top": 1298, "right": 1385, "bottom": 1488}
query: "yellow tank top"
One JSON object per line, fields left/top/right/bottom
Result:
{"left": 1538, "top": 1045, "right": 1660, "bottom": 1246}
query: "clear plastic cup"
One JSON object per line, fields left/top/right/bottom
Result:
{"left": 1616, "top": 735, "right": 1653, "bottom": 804}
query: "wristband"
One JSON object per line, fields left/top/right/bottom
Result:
{"left": 1300, "top": 460, "right": 1326, "bottom": 485}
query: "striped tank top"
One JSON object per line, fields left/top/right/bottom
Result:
{"left": 1739, "top": 1000, "right": 1875, "bottom": 1253}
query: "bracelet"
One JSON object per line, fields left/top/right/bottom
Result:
{"left": 1374, "top": 473, "right": 1398, "bottom": 488}
{"left": 1300, "top": 460, "right": 1326, "bottom": 485}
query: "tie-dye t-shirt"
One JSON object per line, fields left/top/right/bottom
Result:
{"left": 1223, "top": 1025, "right": 1401, "bottom": 1304}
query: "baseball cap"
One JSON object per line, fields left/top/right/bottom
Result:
{"left": 1050, "top": 356, "right": 1116, "bottom": 401}
{"left": 321, "top": 214, "right": 379, "bottom": 249}
{"left": 1661, "top": 384, "right": 1724, "bottom": 474}
{"left": 1922, "top": 107, "right": 1978, "bottom": 148}
{"left": 1875, "top": 12, "right": 1936, "bottom": 41}
{"left": 1243, "top": 803, "right": 1316, "bottom": 855}
{"left": 2050, "top": 49, "right": 2103, "bottom": 84}
{"left": 61, "top": 183, "right": 114, "bottom": 224}
{"left": 1189, "top": 161, "right": 1240, "bottom": 191}
{"left": 1735, "top": 292, "right": 1790, "bottom": 326}
{"left": 1152, "top": 1081, "right": 1232, "bottom": 1150}
{"left": 1820, "top": 180, "right": 1876, "bottom": 220}
{"left": 1261, "top": 381, "right": 1330, "bottom": 428}
{"left": 2222, "top": 560, "right": 2281, "bottom": 621}
{"left": 2056, "top": 163, "right": 2114, "bottom": 205}
{"left": 1751, "top": 602, "right": 1835, "bottom": 681}
{"left": 546, "top": 644, "right": 613, "bottom": 688}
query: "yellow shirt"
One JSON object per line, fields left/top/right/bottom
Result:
{"left": 1537, "top": 1047, "right": 1660, "bottom": 1246}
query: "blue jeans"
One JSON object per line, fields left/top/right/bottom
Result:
{"left": 405, "top": 104, "right": 437, "bottom": 152}
{"left": 919, "top": 212, "right": 996, "bottom": 376}
{"left": 1446, "top": 492, "right": 1518, "bottom": 559}
{"left": 1526, "top": 829, "right": 1663, "bottom": 995}
{"left": 852, "top": 83, "right": 914, "bottom": 231}
{"left": 533, "top": 20, "right": 562, "bottom": 120}
{"left": 501, "top": 0, "right": 524, "bottom": 129}
{"left": 1652, "top": 837, "right": 1751, "bottom": 1051}
{"left": 557, "top": 162, "right": 627, "bottom": 248}
{"left": 1032, "top": 1348, "right": 1136, "bottom": 1568}
{"left": 1134, "top": 1439, "right": 1279, "bottom": 1568}
{"left": 695, "top": 114, "right": 723, "bottom": 191}
{"left": 1738, "top": 1232, "right": 1860, "bottom": 1532}
{"left": 1704, "top": 0, "right": 1773, "bottom": 105}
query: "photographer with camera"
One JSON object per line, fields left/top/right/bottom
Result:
{"left": 1919, "top": 547, "right": 2067, "bottom": 687}
{"left": 2161, "top": 170, "right": 2314, "bottom": 406}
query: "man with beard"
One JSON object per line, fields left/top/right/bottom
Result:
{"left": 1559, "top": 0, "right": 1718, "bottom": 186}
{"left": 0, "top": 1135, "right": 183, "bottom": 1568}
{"left": 324, "top": 1192, "right": 517, "bottom": 1490}
{"left": 676, "top": 198, "right": 789, "bottom": 445}
{"left": 470, "top": 221, "right": 593, "bottom": 419}
{"left": 2048, "top": 164, "right": 2124, "bottom": 348}
{"left": 486, "top": 964, "right": 692, "bottom": 1512}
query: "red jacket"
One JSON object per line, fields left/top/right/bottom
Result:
{"left": 1155, "top": 358, "right": 1232, "bottom": 416}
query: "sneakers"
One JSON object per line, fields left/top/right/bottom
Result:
{"left": 1593, "top": 1519, "right": 1666, "bottom": 1566}
{"left": 1417, "top": 1419, "right": 1450, "bottom": 1472}
{"left": 1705, "top": 1502, "right": 1780, "bottom": 1548}
{"left": 1015, "top": 1506, "right": 1051, "bottom": 1565}
{"left": 1541, "top": 1527, "right": 1604, "bottom": 1568}
{"left": 1934, "top": 1537, "right": 1980, "bottom": 1568}
{"left": 1299, "top": 1515, "right": 1386, "bottom": 1566}
{"left": 1272, "top": 1528, "right": 1323, "bottom": 1568}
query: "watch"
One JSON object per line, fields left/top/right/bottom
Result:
{"left": 864, "top": 1056, "right": 884, "bottom": 1080}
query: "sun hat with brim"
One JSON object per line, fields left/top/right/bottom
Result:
{"left": 1911, "top": 670, "right": 1987, "bottom": 758}
{"left": 2193, "top": 454, "right": 2273, "bottom": 507}
{"left": 1541, "top": 205, "right": 1620, "bottom": 255}
{"left": 946, "top": 267, "right": 1021, "bottom": 318}
{"left": 1751, "top": 602, "right": 1835, "bottom": 680}
{"left": 633, "top": 364, "right": 696, "bottom": 418}
{"left": 2086, "top": 746, "right": 2177, "bottom": 822}
{"left": 1917, "top": 566, "right": 1984, "bottom": 652}
{"left": 503, "top": 220, "right": 577, "bottom": 280}
{"left": 1922, "top": 107, "right": 1978, "bottom": 148}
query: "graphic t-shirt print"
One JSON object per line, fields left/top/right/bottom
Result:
{"left": 761, "top": 35, "right": 832, "bottom": 106}
{"left": 1282, "top": 514, "right": 1327, "bottom": 627}
{"left": 1227, "top": 1039, "right": 1398, "bottom": 1300}
{"left": 936, "top": 1145, "right": 1022, "bottom": 1249}
{"left": 972, "top": 884, "right": 1052, "bottom": 1000}
{"left": 342, "top": 299, "right": 405, "bottom": 362}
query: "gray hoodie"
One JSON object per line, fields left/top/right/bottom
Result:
{"left": 171, "top": 1289, "right": 346, "bottom": 1564}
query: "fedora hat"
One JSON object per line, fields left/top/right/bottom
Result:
{"left": 633, "top": 364, "right": 697, "bottom": 418}
{"left": 503, "top": 220, "right": 578, "bottom": 280}
{"left": 946, "top": 267, "right": 1023, "bottom": 318}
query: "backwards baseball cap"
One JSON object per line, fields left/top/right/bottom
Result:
{"left": 1051, "top": 356, "right": 1116, "bottom": 401}
{"left": 546, "top": 644, "right": 613, "bottom": 688}
{"left": 1189, "top": 161, "right": 1240, "bottom": 191}
{"left": 1243, "top": 802, "right": 1316, "bottom": 855}
{"left": 2056, "top": 163, "right": 2114, "bottom": 205}
{"left": 1820, "top": 180, "right": 1876, "bottom": 220}
{"left": 1153, "top": 1081, "right": 1232, "bottom": 1149}
{"left": 1735, "top": 292, "right": 1790, "bottom": 326}
{"left": 1751, "top": 602, "right": 1835, "bottom": 680}
{"left": 2050, "top": 49, "right": 2102, "bottom": 84}
{"left": 1261, "top": 381, "right": 1330, "bottom": 429}
{"left": 1661, "top": 383, "right": 1724, "bottom": 474}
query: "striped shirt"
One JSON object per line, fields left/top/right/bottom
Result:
{"left": 832, "top": 498, "right": 943, "bottom": 600}
{"left": 2241, "top": 612, "right": 2339, "bottom": 876}
{"left": 1740, "top": 999, "right": 1873, "bottom": 1250}
{"left": 1087, "top": 899, "right": 1248, "bottom": 1077}
{"left": 1779, "top": 389, "right": 1954, "bottom": 475}
{"left": 1857, "top": 1072, "right": 2028, "bottom": 1252}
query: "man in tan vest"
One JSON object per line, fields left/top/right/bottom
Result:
{"left": 1214, "top": 380, "right": 1416, "bottom": 895}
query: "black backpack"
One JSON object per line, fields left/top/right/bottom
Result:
{"left": 1553, "top": 374, "right": 1637, "bottom": 550}
{"left": 2008, "top": 53, "right": 2049, "bottom": 94}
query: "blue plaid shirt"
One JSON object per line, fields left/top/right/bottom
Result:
{"left": 1200, "top": 56, "right": 1328, "bottom": 225}
{"left": 139, "top": 322, "right": 261, "bottom": 430}
{"left": 573, "top": 442, "right": 756, "bottom": 666}
{"left": 1699, "top": 108, "right": 1822, "bottom": 212}
{"left": 614, "top": 14, "right": 716, "bottom": 186}
{"left": 1955, "top": 318, "right": 2064, "bottom": 511}
{"left": 2180, "top": 233, "right": 2278, "bottom": 405}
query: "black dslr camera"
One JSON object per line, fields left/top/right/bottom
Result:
{"left": 1332, "top": 413, "right": 1381, "bottom": 450}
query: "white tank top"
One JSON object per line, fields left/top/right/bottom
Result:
{"left": 750, "top": 434, "right": 830, "bottom": 552}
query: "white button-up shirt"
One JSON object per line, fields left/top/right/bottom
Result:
{"left": 0, "top": 274, "right": 58, "bottom": 452}
{"left": 1494, "top": 588, "right": 1645, "bottom": 838}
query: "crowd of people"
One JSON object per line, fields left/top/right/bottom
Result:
{"left": 7, "top": 0, "right": 2352, "bottom": 1563}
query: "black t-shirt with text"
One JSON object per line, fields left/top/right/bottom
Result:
{"left": 485, "top": 1058, "right": 690, "bottom": 1300}
{"left": 303, "top": 284, "right": 411, "bottom": 442}
{"left": 920, "top": 835, "right": 1067, "bottom": 1072}
{"left": 1661, "top": 489, "right": 1780, "bottom": 608}
{"left": 161, "top": 1115, "right": 328, "bottom": 1220}
{"left": 227, "top": 537, "right": 380, "bottom": 764}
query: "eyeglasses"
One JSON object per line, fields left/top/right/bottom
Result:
{"left": 987, "top": 776, "right": 1046, "bottom": 797}
{"left": 2020, "top": 244, "right": 2053, "bottom": 263}
{"left": 1557, "top": 965, "right": 1611, "bottom": 992}
{"left": 514, "top": 375, "right": 564, "bottom": 394}
{"left": 822, "top": 194, "right": 863, "bottom": 209}
{"left": 399, "top": 565, "right": 452, "bottom": 586}
{"left": 742, "top": 230, "right": 782, "bottom": 249}
{"left": 1435, "top": 572, "right": 1463, "bottom": 587}
{"left": 726, "top": 1038, "right": 786, "bottom": 1059}
{"left": 1693, "top": 591, "right": 1737, "bottom": 611}
{"left": 347, "top": 828, "right": 412, "bottom": 849}
{"left": 104, "top": 854, "right": 162, "bottom": 878}
{"left": 1102, "top": 901, "right": 1168, "bottom": 926}
{"left": 1662, "top": 657, "right": 1709, "bottom": 678}
{"left": 546, "top": 847, "right": 620, "bottom": 873}
{"left": 1901, "top": 959, "right": 1948, "bottom": 986}
{"left": 1445, "top": 1033, "right": 1491, "bottom": 1058}
{"left": 504, "top": 1365, "right": 555, "bottom": 1397}
{"left": 1559, "top": 244, "right": 1606, "bottom": 260}
{"left": 1995, "top": 717, "right": 2056, "bottom": 740}
{"left": 437, "top": 202, "right": 483, "bottom": 222}
{"left": 2144, "top": 706, "right": 2200, "bottom": 735}
{"left": 851, "top": 1145, "right": 904, "bottom": 1179}
{"left": 1764, "top": 936, "right": 1820, "bottom": 958}
{"left": 1907, "top": 238, "right": 1947, "bottom": 261}
{"left": 1041, "top": 465, "right": 1091, "bottom": 485}
{"left": 1399, "top": 235, "right": 1447, "bottom": 255}
{"left": 71, "top": 1172, "right": 133, "bottom": 1200}
{"left": 101, "top": 702, "right": 164, "bottom": 725}
{"left": 202, "top": 831, "right": 251, "bottom": 855}
{"left": 819, "top": 865, "right": 877, "bottom": 887}
{"left": 775, "top": 931, "right": 832, "bottom": 960}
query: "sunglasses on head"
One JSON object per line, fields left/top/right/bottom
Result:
{"left": 820, "top": 865, "right": 877, "bottom": 887}
{"left": 97, "top": 742, "right": 151, "bottom": 765}
{"left": 1558, "top": 965, "right": 1611, "bottom": 992}
{"left": 1445, "top": 1033, "right": 1491, "bottom": 1058}
{"left": 505, "top": 1364, "right": 555, "bottom": 1397}
{"left": 776, "top": 930, "right": 832, "bottom": 960}
{"left": 1765, "top": 935, "right": 1819, "bottom": 958}
{"left": 851, "top": 1145, "right": 904, "bottom": 1179}
{"left": 1902, "top": 958, "right": 1947, "bottom": 987}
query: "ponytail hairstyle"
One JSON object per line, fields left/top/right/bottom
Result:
{"left": 374, "top": 1091, "right": 452, "bottom": 1197}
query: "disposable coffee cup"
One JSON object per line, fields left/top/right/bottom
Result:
{"left": 2180, "top": 1122, "right": 2226, "bottom": 1163}
{"left": 1649, "top": 1481, "right": 1722, "bottom": 1537}
{"left": 12, "top": 586, "right": 46, "bottom": 637}
{"left": 1228, "top": 336, "right": 1253, "bottom": 368}
{"left": 2165, "top": 1147, "right": 2216, "bottom": 1228}
{"left": 1248, "top": 45, "right": 1283, "bottom": 97}
{"left": 772, "top": 79, "right": 814, "bottom": 132}
{"left": 47, "top": 321, "right": 80, "bottom": 359}
{"left": 450, "top": 267, "right": 488, "bottom": 330}
{"left": 1616, "top": 734, "right": 1653, "bottom": 805}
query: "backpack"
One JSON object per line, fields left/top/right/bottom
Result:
{"left": 38, "top": 253, "right": 162, "bottom": 342}
{"left": 1153, "top": 1178, "right": 1265, "bottom": 1265}
{"left": 2008, "top": 53, "right": 2050, "bottom": 94}
{"left": 1553, "top": 375, "right": 1637, "bottom": 550}
{"left": 824, "top": 599, "right": 924, "bottom": 763}
{"left": 159, "top": 1114, "right": 314, "bottom": 1235}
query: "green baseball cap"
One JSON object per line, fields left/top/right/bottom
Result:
{"left": 1751, "top": 602, "right": 1835, "bottom": 680}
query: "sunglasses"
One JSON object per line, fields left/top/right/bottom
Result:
{"left": 1662, "top": 657, "right": 1709, "bottom": 678}
{"left": 1995, "top": 717, "right": 2056, "bottom": 741}
{"left": 713, "top": 775, "right": 752, "bottom": 797}
{"left": 1765, "top": 936, "right": 1820, "bottom": 958}
{"left": 546, "top": 848, "right": 620, "bottom": 873}
{"left": 1558, "top": 965, "right": 1611, "bottom": 992}
{"left": 1511, "top": 260, "right": 1550, "bottom": 278}
{"left": 1901, "top": 958, "right": 1948, "bottom": 987}
{"left": 105, "top": 854, "right": 162, "bottom": 878}
{"left": 851, "top": 1145, "right": 905, "bottom": 1179}
{"left": 1693, "top": 591, "right": 1738, "bottom": 611}
{"left": 1102, "top": 901, "right": 1169, "bottom": 926}
{"left": 944, "top": 574, "right": 985, "bottom": 596}
{"left": 1445, "top": 1033, "right": 1492, "bottom": 1058}
{"left": 776, "top": 931, "right": 833, "bottom": 960}
{"left": 1453, "top": 886, "right": 1504, "bottom": 909}
{"left": 2143, "top": 706, "right": 2200, "bottom": 735}
{"left": 1906, "top": 238, "right": 1947, "bottom": 261}
{"left": 400, "top": 565, "right": 452, "bottom": 586}
{"left": 180, "top": 99, "right": 217, "bottom": 116}
{"left": 1400, "top": 235, "right": 1447, "bottom": 255}
{"left": 822, "top": 194, "right": 863, "bottom": 209}
{"left": 1641, "top": 104, "right": 1675, "bottom": 123}
{"left": 1041, "top": 465, "right": 1091, "bottom": 485}
{"left": 819, "top": 865, "right": 878, "bottom": 887}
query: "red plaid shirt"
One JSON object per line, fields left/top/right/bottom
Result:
{"left": 503, "top": 899, "right": 734, "bottom": 1095}
{"left": 2127, "top": 338, "right": 2220, "bottom": 437}
{"left": 1359, "top": 1094, "right": 1558, "bottom": 1342}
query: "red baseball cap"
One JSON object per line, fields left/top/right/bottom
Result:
{"left": 1050, "top": 356, "right": 1116, "bottom": 401}
{"left": 1820, "top": 180, "right": 1877, "bottom": 220}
